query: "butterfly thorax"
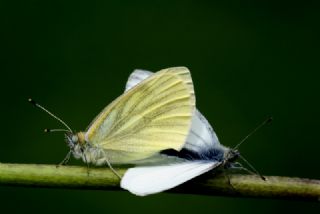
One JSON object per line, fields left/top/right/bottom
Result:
{"left": 65, "top": 132, "right": 111, "bottom": 166}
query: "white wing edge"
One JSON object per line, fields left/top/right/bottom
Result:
{"left": 184, "top": 109, "right": 220, "bottom": 153}
{"left": 125, "top": 69, "right": 154, "bottom": 91}
{"left": 120, "top": 161, "right": 219, "bottom": 196}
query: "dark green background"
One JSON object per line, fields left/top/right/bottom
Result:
{"left": 1, "top": 0, "right": 319, "bottom": 213}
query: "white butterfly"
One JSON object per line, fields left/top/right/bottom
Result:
{"left": 120, "top": 69, "right": 242, "bottom": 196}
{"left": 29, "top": 67, "right": 196, "bottom": 179}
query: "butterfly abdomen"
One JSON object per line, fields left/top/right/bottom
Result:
{"left": 161, "top": 147, "right": 227, "bottom": 162}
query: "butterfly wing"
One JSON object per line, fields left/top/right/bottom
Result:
{"left": 125, "top": 69, "right": 220, "bottom": 154}
{"left": 184, "top": 109, "right": 220, "bottom": 153}
{"left": 120, "top": 160, "right": 219, "bottom": 196}
{"left": 125, "top": 69, "right": 153, "bottom": 91}
{"left": 85, "top": 67, "right": 195, "bottom": 164}
{"left": 120, "top": 69, "right": 225, "bottom": 196}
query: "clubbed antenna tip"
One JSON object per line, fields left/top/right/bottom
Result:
{"left": 28, "top": 98, "right": 37, "bottom": 106}
{"left": 266, "top": 116, "right": 273, "bottom": 124}
{"left": 28, "top": 98, "right": 73, "bottom": 132}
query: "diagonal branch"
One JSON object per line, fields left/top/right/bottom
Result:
{"left": 0, "top": 163, "right": 319, "bottom": 201}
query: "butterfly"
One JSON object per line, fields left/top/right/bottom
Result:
{"left": 29, "top": 67, "right": 195, "bottom": 177}
{"left": 120, "top": 69, "right": 268, "bottom": 196}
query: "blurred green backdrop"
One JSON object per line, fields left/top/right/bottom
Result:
{"left": 1, "top": 0, "right": 319, "bottom": 213}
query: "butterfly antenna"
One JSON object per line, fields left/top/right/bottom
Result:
{"left": 28, "top": 98, "right": 72, "bottom": 132}
{"left": 239, "top": 154, "right": 266, "bottom": 180}
{"left": 44, "top": 128, "right": 71, "bottom": 133}
{"left": 233, "top": 117, "right": 273, "bottom": 150}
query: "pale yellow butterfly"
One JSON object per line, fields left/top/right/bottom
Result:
{"left": 29, "top": 67, "right": 195, "bottom": 177}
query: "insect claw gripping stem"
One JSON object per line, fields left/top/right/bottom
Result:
{"left": 56, "top": 150, "right": 72, "bottom": 168}
{"left": 223, "top": 172, "right": 237, "bottom": 192}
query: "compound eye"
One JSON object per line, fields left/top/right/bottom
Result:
{"left": 71, "top": 135, "right": 78, "bottom": 143}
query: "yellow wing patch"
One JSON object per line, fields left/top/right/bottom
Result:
{"left": 85, "top": 67, "right": 195, "bottom": 163}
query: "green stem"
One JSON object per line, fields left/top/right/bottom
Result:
{"left": 0, "top": 163, "right": 319, "bottom": 201}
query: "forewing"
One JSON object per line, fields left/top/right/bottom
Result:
{"left": 85, "top": 67, "right": 195, "bottom": 163}
{"left": 125, "top": 69, "right": 220, "bottom": 154}
{"left": 120, "top": 160, "right": 219, "bottom": 196}
{"left": 126, "top": 69, "right": 219, "bottom": 153}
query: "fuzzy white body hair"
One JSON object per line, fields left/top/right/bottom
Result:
{"left": 72, "top": 143, "right": 108, "bottom": 166}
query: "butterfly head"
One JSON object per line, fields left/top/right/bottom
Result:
{"left": 65, "top": 132, "right": 86, "bottom": 149}
{"left": 225, "top": 149, "right": 240, "bottom": 163}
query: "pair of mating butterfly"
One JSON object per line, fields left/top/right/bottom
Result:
{"left": 30, "top": 67, "right": 269, "bottom": 196}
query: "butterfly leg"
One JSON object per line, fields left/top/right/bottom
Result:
{"left": 223, "top": 171, "right": 237, "bottom": 192}
{"left": 231, "top": 162, "right": 266, "bottom": 181}
{"left": 230, "top": 162, "right": 254, "bottom": 175}
{"left": 56, "top": 150, "right": 72, "bottom": 168}
{"left": 80, "top": 148, "right": 91, "bottom": 176}
{"left": 105, "top": 158, "right": 122, "bottom": 179}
